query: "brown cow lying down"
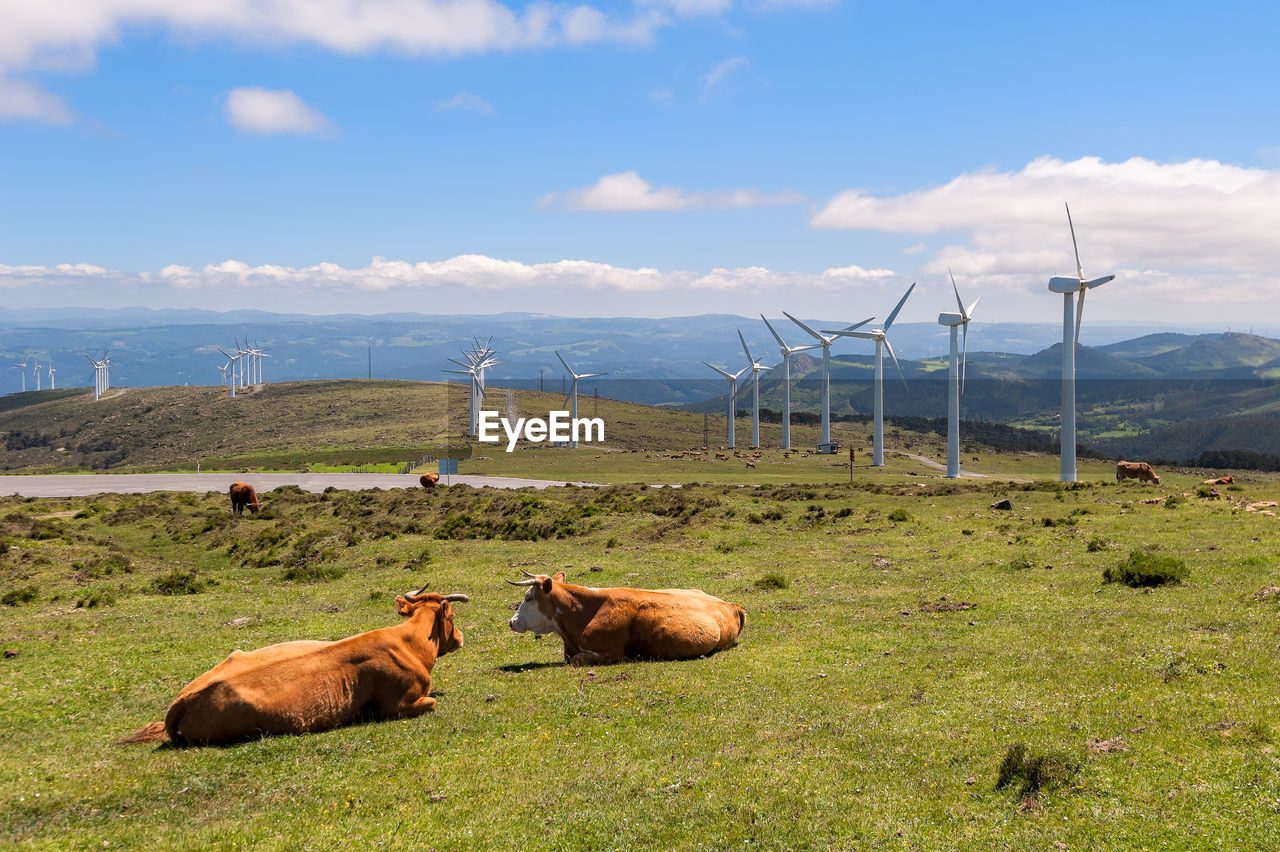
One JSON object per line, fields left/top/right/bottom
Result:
{"left": 420, "top": 472, "right": 440, "bottom": 488}
{"left": 229, "top": 481, "right": 260, "bottom": 514}
{"left": 1203, "top": 475, "right": 1234, "bottom": 485}
{"left": 1116, "top": 461, "right": 1160, "bottom": 485}
{"left": 507, "top": 572, "right": 745, "bottom": 665}
{"left": 121, "top": 586, "right": 467, "bottom": 746}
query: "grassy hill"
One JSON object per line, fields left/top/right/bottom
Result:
{"left": 3, "top": 476, "right": 1280, "bottom": 848}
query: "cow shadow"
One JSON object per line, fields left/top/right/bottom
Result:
{"left": 497, "top": 661, "right": 562, "bottom": 674}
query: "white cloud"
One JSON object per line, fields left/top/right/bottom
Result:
{"left": 700, "top": 56, "right": 747, "bottom": 101}
{"left": 224, "top": 87, "right": 330, "bottom": 135}
{"left": 435, "top": 91, "right": 495, "bottom": 115}
{"left": 3, "top": 254, "right": 900, "bottom": 297}
{"left": 543, "top": 170, "right": 804, "bottom": 211}
{"left": 813, "top": 155, "right": 1280, "bottom": 296}
{"left": 0, "top": 75, "right": 72, "bottom": 123}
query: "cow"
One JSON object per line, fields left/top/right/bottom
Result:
{"left": 1203, "top": 475, "right": 1234, "bottom": 485}
{"left": 120, "top": 585, "right": 468, "bottom": 746}
{"left": 745, "top": 460, "right": 757, "bottom": 468}
{"left": 715, "top": 452, "right": 729, "bottom": 461}
{"left": 228, "top": 481, "right": 260, "bottom": 514}
{"left": 1116, "top": 461, "right": 1160, "bottom": 485}
{"left": 419, "top": 472, "right": 440, "bottom": 489}
{"left": 506, "top": 571, "right": 745, "bottom": 666}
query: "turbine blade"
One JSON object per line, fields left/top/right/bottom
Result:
{"left": 966, "top": 295, "right": 981, "bottom": 318}
{"left": 578, "top": 372, "right": 607, "bottom": 379}
{"left": 703, "top": 361, "right": 732, "bottom": 380}
{"left": 842, "top": 316, "right": 875, "bottom": 332}
{"left": 883, "top": 282, "right": 916, "bottom": 331}
{"left": 884, "top": 338, "right": 907, "bottom": 388}
{"left": 950, "top": 269, "right": 965, "bottom": 316}
{"left": 563, "top": 392, "right": 572, "bottom": 408}
{"left": 1066, "top": 202, "right": 1084, "bottom": 280}
{"left": 761, "top": 315, "right": 787, "bottom": 348}
{"left": 738, "top": 329, "right": 754, "bottom": 364}
{"left": 1075, "top": 287, "right": 1086, "bottom": 349}
{"left": 555, "top": 350, "right": 574, "bottom": 376}
{"left": 782, "top": 311, "right": 825, "bottom": 342}
{"left": 1085, "top": 275, "right": 1115, "bottom": 288}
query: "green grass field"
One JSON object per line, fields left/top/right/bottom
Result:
{"left": 3, "top": 475, "right": 1280, "bottom": 849}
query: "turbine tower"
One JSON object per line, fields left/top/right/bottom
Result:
{"left": 784, "top": 312, "right": 872, "bottom": 450}
{"left": 936, "top": 271, "right": 980, "bottom": 479}
{"left": 32, "top": 357, "right": 42, "bottom": 392}
{"left": 14, "top": 358, "right": 27, "bottom": 392}
{"left": 761, "top": 316, "right": 817, "bottom": 450}
{"left": 823, "top": 283, "right": 916, "bottom": 467}
{"left": 704, "top": 362, "right": 747, "bottom": 449}
{"left": 445, "top": 338, "right": 499, "bottom": 437}
{"left": 217, "top": 348, "right": 240, "bottom": 397}
{"left": 555, "top": 351, "right": 606, "bottom": 448}
{"left": 1049, "top": 204, "right": 1115, "bottom": 482}
{"left": 47, "top": 359, "right": 56, "bottom": 390}
{"left": 737, "top": 331, "right": 772, "bottom": 449}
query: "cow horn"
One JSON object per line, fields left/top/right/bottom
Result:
{"left": 506, "top": 577, "right": 541, "bottom": 587}
{"left": 520, "top": 569, "right": 538, "bottom": 578}
{"left": 441, "top": 593, "right": 469, "bottom": 603}
{"left": 403, "top": 582, "right": 431, "bottom": 601}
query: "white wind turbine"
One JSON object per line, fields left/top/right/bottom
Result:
{"left": 1049, "top": 204, "right": 1115, "bottom": 482}
{"left": 32, "top": 356, "right": 42, "bottom": 391}
{"left": 823, "top": 283, "right": 916, "bottom": 467}
{"left": 14, "top": 358, "right": 27, "bottom": 392}
{"left": 784, "top": 312, "right": 873, "bottom": 449}
{"left": 703, "top": 361, "right": 747, "bottom": 449}
{"left": 761, "top": 316, "right": 818, "bottom": 450}
{"left": 442, "top": 360, "right": 480, "bottom": 435}
{"left": 555, "top": 351, "right": 606, "bottom": 448}
{"left": 936, "top": 271, "right": 980, "bottom": 479}
{"left": 738, "top": 331, "right": 771, "bottom": 449}
{"left": 217, "top": 348, "right": 240, "bottom": 397}
{"left": 47, "top": 357, "right": 55, "bottom": 390}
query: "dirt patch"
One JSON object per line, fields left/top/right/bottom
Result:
{"left": 1088, "top": 736, "right": 1129, "bottom": 754}
{"left": 1253, "top": 586, "right": 1280, "bottom": 601}
{"left": 32, "top": 511, "right": 78, "bottom": 520}
{"left": 919, "top": 598, "right": 977, "bottom": 613}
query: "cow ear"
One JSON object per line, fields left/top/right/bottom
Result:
{"left": 540, "top": 577, "right": 553, "bottom": 594}
{"left": 552, "top": 572, "right": 566, "bottom": 583}
{"left": 395, "top": 596, "right": 413, "bottom": 616}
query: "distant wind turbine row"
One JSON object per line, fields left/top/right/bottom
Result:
{"left": 215, "top": 338, "right": 271, "bottom": 398}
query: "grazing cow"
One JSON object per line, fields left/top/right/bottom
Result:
{"left": 1203, "top": 475, "right": 1234, "bottom": 485}
{"left": 120, "top": 586, "right": 468, "bottom": 746}
{"left": 507, "top": 572, "right": 745, "bottom": 666}
{"left": 745, "top": 460, "right": 757, "bottom": 468}
{"left": 1116, "top": 461, "right": 1160, "bottom": 485}
{"left": 419, "top": 472, "right": 440, "bottom": 489}
{"left": 228, "top": 481, "right": 260, "bottom": 514}
{"left": 715, "top": 452, "right": 729, "bottom": 461}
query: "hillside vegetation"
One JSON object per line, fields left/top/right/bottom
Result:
{"left": 2, "top": 477, "right": 1279, "bottom": 848}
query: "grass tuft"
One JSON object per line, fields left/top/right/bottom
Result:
{"left": 995, "top": 742, "right": 1079, "bottom": 798}
{"left": 754, "top": 573, "right": 789, "bottom": 591}
{"left": 1103, "top": 549, "right": 1188, "bottom": 587}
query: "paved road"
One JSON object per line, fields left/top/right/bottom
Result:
{"left": 0, "top": 472, "right": 601, "bottom": 498}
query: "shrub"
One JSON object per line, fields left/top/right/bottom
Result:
{"left": 281, "top": 563, "right": 346, "bottom": 583}
{"left": 755, "top": 573, "right": 788, "bottom": 591}
{"left": 149, "top": 570, "right": 212, "bottom": 596}
{"left": 1103, "top": 549, "right": 1187, "bottom": 587}
{"left": 1164, "top": 494, "right": 1186, "bottom": 509}
{"left": 76, "top": 588, "right": 116, "bottom": 608}
{"left": 605, "top": 537, "right": 619, "bottom": 549}
{"left": 1, "top": 585, "right": 38, "bottom": 606}
{"left": 996, "top": 743, "right": 1079, "bottom": 798}
{"left": 1086, "top": 537, "right": 1108, "bottom": 553}
{"left": 887, "top": 508, "right": 911, "bottom": 523}
{"left": 1007, "top": 555, "right": 1034, "bottom": 571}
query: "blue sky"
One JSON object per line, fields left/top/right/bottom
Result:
{"left": 2, "top": 0, "right": 1278, "bottom": 324}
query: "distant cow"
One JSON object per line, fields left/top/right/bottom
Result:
{"left": 419, "top": 472, "right": 440, "bottom": 489}
{"left": 1116, "top": 461, "right": 1160, "bottom": 485}
{"left": 507, "top": 572, "right": 745, "bottom": 666}
{"left": 745, "top": 460, "right": 757, "bottom": 468}
{"left": 715, "top": 452, "right": 729, "bottom": 461}
{"left": 1204, "top": 475, "right": 1234, "bottom": 485}
{"left": 228, "top": 481, "right": 260, "bottom": 514}
{"left": 120, "top": 586, "right": 468, "bottom": 746}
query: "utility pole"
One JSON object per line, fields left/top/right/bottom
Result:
{"left": 539, "top": 368, "right": 544, "bottom": 392}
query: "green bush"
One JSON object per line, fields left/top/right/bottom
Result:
{"left": 1007, "top": 555, "right": 1034, "bottom": 571}
{"left": 149, "top": 570, "right": 212, "bottom": 596}
{"left": 1, "top": 585, "right": 38, "bottom": 606}
{"left": 76, "top": 588, "right": 116, "bottom": 608}
{"left": 755, "top": 573, "right": 789, "bottom": 591}
{"left": 1103, "top": 549, "right": 1188, "bottom": 587}
{"left": 887, "top": 508, "right": 911, "bottom": 523}
{"left": 996, "top": 743, "right": 1079, "bottom": 798}
{"left": 1165, "top": 494, "right": 1186, "bottom": 509}
{"left": 1086, "top": 537, "right": 1108, "bottom": 553}
{"left": 281, "top": 563, "right": 346, "bottom": 583}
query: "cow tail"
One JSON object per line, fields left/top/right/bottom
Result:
{"left": 117, "top": 721, "right": 167, "bottom": 745}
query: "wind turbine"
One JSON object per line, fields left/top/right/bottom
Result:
{"left": 14, "top": 358, "right": 27, "bottom": 393}
{"left": 761, "top": 316, "right": 818, "bottom": 450}
{"left": 217, "top": 348, "right": 240, "bottom": 397}
{"left": 823, "top": 283, "right": 916, "bottom": 467}
{"left": 444, "top": 338, "right": 499, "bottom": 437}
{"left": 555, "top": 351, "right": 606, "bottom": 448}
{"left": 47, "top": 357, "right": 55, "bottom": 390}
{"left": 936, "top": 271, "right": 980, "bottom": 479}
{"left": 703, "top": 362, "right": 747, "bottom": 449}
{"left": 32, "top": 357, "right": 42, "bottom": 392}
{"left": 738, "top": 331, "right": 771, "bottom": 449}
{"left": 1049, "top": 204, "right": 1115, "bottom": 482}
{"left": 784, "top": 312, "right": 873, "bottom": 450}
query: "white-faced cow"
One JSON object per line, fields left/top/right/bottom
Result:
{"left": 120, "top": 586, "right": 468, "bottom": 746}
{"left": 229, "top": 481, "right": 260, "bottom": 514}
{"left": 1116, "top": 461, "right": 1160, "bottom": 485}
{"left": 507, "top": 572, "right": 745, "bottom": 665}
